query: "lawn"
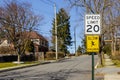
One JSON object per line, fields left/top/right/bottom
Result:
{"left": 113, "top": 60, "right": 120, "bottom": 67}
{"left": 0, "top": 61, "right": 39, "bottom": 69}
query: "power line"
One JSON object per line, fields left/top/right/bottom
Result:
{"left": 46, "top": 0, "right": 59, "bottom": 9}
{"left": 40, "top": 0, "right": 53, "bottom": 7}
{"left": 47, "top": 0, "right": 54, "bottom": 4}
{"left": 39, "top": 0, "right": 60, "bottom": 12}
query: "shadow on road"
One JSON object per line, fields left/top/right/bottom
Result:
{"left": 0, "top": 69, "right": 91, "bottom": 80}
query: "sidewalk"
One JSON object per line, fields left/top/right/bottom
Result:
{"left": 95, "top": 54, "right": 120, "bottom": 80}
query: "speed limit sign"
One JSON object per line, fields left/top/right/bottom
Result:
{"left": 85, "top": 14, "right": 101, "bottom": 35}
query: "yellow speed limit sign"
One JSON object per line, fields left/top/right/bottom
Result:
{"left": 86, "top": 35, "right": 99, "bottom": 52}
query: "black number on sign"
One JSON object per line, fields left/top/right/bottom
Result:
{"left": 87, "top": 25, "right": 99, "bottom": 33}
{"left": 87, "top": 25, "right": 92, "bottom": 32}
{"left": 94, "top": 25, "right": 99, "bottom": 32}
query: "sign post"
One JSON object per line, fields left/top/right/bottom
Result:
{"left": 85, "top": 14, "right": 101, "bottom": 80}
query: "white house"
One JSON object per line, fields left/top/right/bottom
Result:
{"left": 0, "top": 40, "right": 9, "bottom": 47}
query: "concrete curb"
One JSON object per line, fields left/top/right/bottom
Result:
{"left": 0, "top": 58, "right": 69, "bottom": 73}
{"left": 95, "top": 56, "right": 100, "bottom": 69}
{"left": 0, "top": 61, "right": 51, "bottom": 73}
{"left": 95, "top": 61, "right": 99, "bottom": 69}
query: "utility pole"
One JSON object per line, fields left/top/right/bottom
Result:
{"left": 54, "top": 4, "right": 58, "bottom": 60}
{"left": 74, "top": 27, "right": 76, "bottom": 56}
{"left": 74, "top": 26, "right": 78, "bottom": 56}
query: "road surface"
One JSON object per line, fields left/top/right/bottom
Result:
{"left": 0, "top": 55, "right": 98, "bottom": 80}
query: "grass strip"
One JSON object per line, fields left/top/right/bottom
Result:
{"left": 0, "top": 61, "right": 39, "bottom": 69}
{"left": 112, "top": 60, "right": 120, "bottom": 67}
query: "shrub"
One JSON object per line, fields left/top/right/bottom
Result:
{"left": 45, "top": 52, "right": 56, "bottom": 60}
{"left": 77, "top": 52, "right": 82, "bottom": 56}
{"left": 111, "top": 55, "right": 120, "bottom": 60}
{"left": 69, "top": 54, "right": 75, "bottom": 56}
{"left": 58, "top": 52, "right": 65, "bottom": 58}
{"left": 103, "top": 44, "right": 111, "bottom": 55}
{"left": 45, "top": 51, "right": 65, "bottom": 60}
{"left": 25, "top": 40, "right": 34, "bottom": 52}
{"left": 113, "top": 60, "right": 120, "bottom": 65}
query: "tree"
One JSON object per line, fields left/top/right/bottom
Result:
{"left": 0, "top": 1, "right": 42, "bottom": 63}
{"left": 0, "top": 29, "right": 5, "bottom": 39}
{"left": 68, "top": 0, "right": 120, "bottom": 65}
{"left": 51, "top": 8, "right": 72, "bottom": 55}
{"left": 77, "top": 45, "right": 82, "bottom": 55}
{"left": 25, "top": 40, "right": 34, "bottom": 52}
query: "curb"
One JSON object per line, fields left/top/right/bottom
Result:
{"left": 95, "top": 61, "right": 99, "bottom": 69}
{"left": 0, "top": 61, "right": 51, "bottom": 73}
{"left": 95, "top": 56, "right": 100, "bottom": 69}
{"left": 0, "top": 58, "right": 69, "bottom": 73}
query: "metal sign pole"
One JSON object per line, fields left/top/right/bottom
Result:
{"left": 92, "top": 52, "right": 94, "bottom": 80}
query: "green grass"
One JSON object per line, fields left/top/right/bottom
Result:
{"left": 0, "top": 61, "right": 39, "bottom": 69}
{"left": 97, "top": 63, "right": 105, "bottom": 68}
{"left": 112, "top": 60, "right": 120, "bottom": 67}
{"left": 0, "top": 62, "right": 17, "bottom": 68}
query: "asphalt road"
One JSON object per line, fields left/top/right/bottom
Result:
{"left": 0, "top": 55, "right": 98, "bottom": 80}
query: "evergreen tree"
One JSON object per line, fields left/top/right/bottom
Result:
{"left": 77, "top": 45, "right": 82, "bottom": 55}
{"left": 0, "top": 28, "right": 6, "bottom": 39}
{"left": 81, "top": 37, "right": 89, "bottom": 54}
{"left": 52, "top": 8, "right": 72, "bottom": 54}
{"left": 26, "top": 40, "right": 34, "bottom": 52}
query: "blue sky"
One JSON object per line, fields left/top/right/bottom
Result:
{"left": 0, "top": 0, "right": 85, "bottom": 53}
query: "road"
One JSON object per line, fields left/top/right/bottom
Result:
{"left": 0, "top": 55, "right": 98, "bottom": 80}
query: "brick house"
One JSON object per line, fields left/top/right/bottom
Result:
{"left": 0, "top": 31, "right": 49, "bottom": 53}
{"left": 29, "top": 31, "right": 49, "bottom": 53}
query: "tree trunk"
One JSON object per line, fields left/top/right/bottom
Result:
{"left": 100, "top": 52, "right": 104, "bottom": 66}
{"left": 17, "top": 54, "right": 20, "bottom": 64}
{"left": 17, "top": 47, "right": 21, "bottom": 64}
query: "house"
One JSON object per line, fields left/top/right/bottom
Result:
{"left": 0, "top": 31, "right": 49, "bottom": 53}
{"left": 0, "top": 40, "right": 9, "bottom": 47}
{"left": 29, "top": 31, "right": 49, "bottom": 53}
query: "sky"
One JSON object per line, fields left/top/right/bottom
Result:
{"left": 0, "top": 0, "right": 85, "bottom": 53}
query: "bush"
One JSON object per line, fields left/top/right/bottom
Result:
{"left": 113, "top": 60, "right": 120, "bottom": 65}
{"left": 45, "top": 51, "right": 65, "bottom": 60}
{"left": 45, "top": 52, "right": 56, "bottom": 60}
{"left": 58, "top": 52, "right": 65, "bottom": 58}
{"left": 111, "top": 55, "right": 120, "bottom": 60}
{"left": 68, "top": 54, "right": 75, "bottom": 56}
{"left": 77, "top": 52, "right": 82, "bottom": 56}
{"left": 25, "top": 40, "right": 34, "bottom": 52}
{"left": 103, "top": 44, "right": 111, "bottom": 55}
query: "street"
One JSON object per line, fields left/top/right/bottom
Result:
{"left": 0, "top": 55, "right": 98, "bottom": 80}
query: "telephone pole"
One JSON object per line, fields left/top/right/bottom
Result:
{"left": 54, "top": 4, "right": 58, "bottom": 60}
{"left": 74, "top": 25, "right": 78, "bottom": 56}
{"left": 74, "top": 27, "right": 77, "bottom": 56}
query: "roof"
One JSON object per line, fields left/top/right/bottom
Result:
{"left": 28, "top": 31, "right": 48, "bottom": 42}
{"left": 0, "top": 40, "right": 9, "bottom": 47}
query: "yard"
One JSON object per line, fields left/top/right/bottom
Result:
{"left": 0, "top": 61, "right": 39, "bottom": 69}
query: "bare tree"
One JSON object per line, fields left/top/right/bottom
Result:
{"left": 0, "top": 1, "right": 42, "bottom": 63}
{"left": 68, "top": 0, "right": 120, "bottom": 65}
{"left": 106, "top": 0, "right": 120, "bottom": 56}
